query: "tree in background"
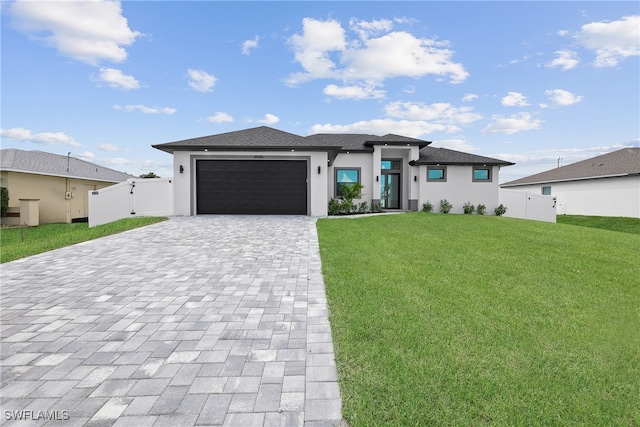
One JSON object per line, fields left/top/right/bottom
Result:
{"left": 139, "top": 172, "right": 160, "bottom": 178}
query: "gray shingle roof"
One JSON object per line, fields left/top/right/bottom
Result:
{"left": 0, "top": 149, "right": 134, "bottom": 182}
{"left": 151, "top": 126, "right": 508, "bottom": 167}
{"left": 410, "top": 146, "right": 514, "bottom": 166}
{"left": 153, "top": 126, "right": 341, "bottom": 153}
{"left": 501, "top": 147, "right": 640, "bottom": 187}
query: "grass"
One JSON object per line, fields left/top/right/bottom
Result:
{"left": 557, "top": 214, "right": 640, "bottom": 235}
{"left": 0, "top": 217, "right": 167, "bottom": 263}
{"left": 317, "top": 213, "right": 640, "bottom": 426}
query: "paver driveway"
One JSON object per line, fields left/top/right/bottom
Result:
{"left": 1, "top": 216, "right": 342, "bottom": 427}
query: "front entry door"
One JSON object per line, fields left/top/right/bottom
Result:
{"left": 380, "top": 173, "right": 400, "bottom": 209}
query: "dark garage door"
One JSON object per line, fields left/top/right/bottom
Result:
{"left": 196, "top": 160, "right": 308, "bottom": 215}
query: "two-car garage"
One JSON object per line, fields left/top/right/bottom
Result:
{"left": 195, "top": 159, "right": 308, "bottom": 215}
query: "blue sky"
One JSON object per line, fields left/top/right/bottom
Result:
{"left": 1, "top": 1, "right": 638, "bottom": 182}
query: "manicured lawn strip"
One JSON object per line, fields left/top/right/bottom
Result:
{"left": 557, "top": 214, "right": 640, "bottom": 235}
{"left": 0, "top": 217, "right": 167, "bottom": 263}
{"left": 317, "top": 213, "right": 640, "bottom": 426}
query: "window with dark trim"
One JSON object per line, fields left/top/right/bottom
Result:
{"left": 427, "top": 166, "right": 447, "bottom": 182}
{"left": 472, "top": 166, "right": 492, "bottom": 182}
{"left": 542, "top": 186, "right": 551, "bottom": 195}
{"left": 335, "top": 168, "right": 360, "bottom": 197}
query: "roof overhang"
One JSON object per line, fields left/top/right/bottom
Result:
{"left": 364, "top": 141, "right": 431, "bottom": 148}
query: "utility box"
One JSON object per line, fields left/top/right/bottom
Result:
{"left": 19, "top": 199, "right": 40, "bottom": 226}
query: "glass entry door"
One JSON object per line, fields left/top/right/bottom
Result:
{"left": 380, "top": 173, "right": 400, "bottom": 209}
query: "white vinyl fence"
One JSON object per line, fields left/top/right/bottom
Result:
{"left": 499, "top": 189, "right": 557, "bottom": 223}
{"left": 89, "top": 178, "right": 173, "bottom": 227}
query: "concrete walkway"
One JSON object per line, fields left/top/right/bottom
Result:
{"left": 1, "top": 216, "right": 342, "bottom": 427}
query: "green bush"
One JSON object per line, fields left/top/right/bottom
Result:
{"left": 422, "top": 201, "right": 433, "bottom": 213}
{"left": 476, "top": 204, "right": 486, "bottom": 215}
{"left": 439, "top": 199, "right": 452, "bottom": 214}
{"left": 495, "top": 204, "right": 508, "bottom": 216}
{"left": 463, "top": 201, "right": 475, "bottom": 214}
{"left": 1, "top": 187, "right": 8, "bottom": 217}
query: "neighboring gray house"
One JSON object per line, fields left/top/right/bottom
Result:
{"left": 0, "top": 149, "right": 133, "bottom": 224}
{"left": 501, "top": 147, "right": 640, "bottom": 218}
{"left": 152, "top": 126, "right": 514, "bottom": 216}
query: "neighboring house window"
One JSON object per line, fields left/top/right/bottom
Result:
{"left": 335, "top": 168, "right": 360, "bottom": 197}
{"left": 472, "top": 167, "right": 492, "bottom": 182}
{"left": 542, "top": 186, "right": 551, "bottom": 195}
{"left": 427, "top": 166, "right": 447, "bottom": 182}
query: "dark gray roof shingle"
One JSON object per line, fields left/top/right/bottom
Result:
{"left": 410, "top": 146, "right": 514, "bottom": 166}
{"left": 151, "top": 126, "right": 510, "bottom": 167}
{"left": 0, "top": 149, "right": 134, "bottom": 182}
{"left": 153, "top": 126, "right": 341, "bottom": 153}
{"left": 502, "top": 147, "right": 640, "bottom": 186}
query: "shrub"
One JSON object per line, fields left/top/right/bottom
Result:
{"left": 358, "top": 201, "right": 369, "bottom": 213}
{"left": 371, "top": 203, "right": 382, "bottom": 213}
{"left": 463, "top": 201, "right": 475, "bottom": 214}
{"left": 439, "top": 199, "right": 452, "bottom": 214}
{"left": 328, "top": 199, "right": 341, "bottom": 215}
{"left": 1, "top": 187, "right": 8, "bottom": 217}
{"left": 495, "top": 204, "right": 508, "bottom": 216}
{"left": 476, "top": 204, "right": 486, "bottom": 215}
{"left": 422, "top": 201, "right": 434, "bottom": 213}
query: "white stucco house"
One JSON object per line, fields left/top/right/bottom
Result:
{"left": 152, "top": 126, "right": 514, "bottom": 217}
{"left": 501, "top": 147, "right": 640, "bottom": 218}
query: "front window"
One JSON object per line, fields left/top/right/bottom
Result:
{"left": 427, "top": 166, "right": 447, "bottom": 182}
{"left": 335, "top": 168, "right": 360, "bottom": 197}
{"left": 472, "top": 167, "right": 492, "bottom": 182}
{"left": 542, "top": 186, "right": 551, "bottom": 195}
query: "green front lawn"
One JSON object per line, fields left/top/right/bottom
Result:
{"left": 557, "top": 214, "right": 640, "bottom": 235}
{"left": 317, "top": 213, "right": 640, "bottom": 426}
{"left": 0, "top": 217, "right": 167, "bottom": 263}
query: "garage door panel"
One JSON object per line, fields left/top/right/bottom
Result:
{"left": 196, "top": 160, "right": 307, "bottom": 215}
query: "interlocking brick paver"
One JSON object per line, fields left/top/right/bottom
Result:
{"left": 0, "top": 216, "right": 342, "bottom": 426}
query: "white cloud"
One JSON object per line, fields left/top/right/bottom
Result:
{"left": 98, "top": 68, "right": 139, "bottom": 90}
{"left": 206, "top": 112, "right": 234, "bottom": 123}
{"left": 309, "top": 119, "right": 452, "bottom": 138}
{"left": 462, "top": 93, "right": 478, "bottom": 102}
{"left": 257, "top": 113, "right": 280, "bottom": 125}
{"left": 78, "top": 151, "right": 95, "bottom": 160}
{"left": 98, "top": 143, "right": 120, "bottom": 152}
{"left": 9, "top": 0, "right": 141, "bottom": 65}
{"left": 481, "top": 113, "right": 542, "bottom": 135}
{"left": 323, "top": 84, "right": 385, "bottom": 100}
{"left": 384, "top": 101, "right": 482, "bottom": 126}
{"left": 242, "top": 36, "right": 259, "bottom": 55}
{"left": 575, "top": 15, "right": 640, "bottom": 67}
{"left": 287, "top": 17, "right": 468, "bottom": 87}
{"left": 101, "top": 157, "right": 130, "bottom": 167}
{"left": 0, "top": 127, "right": 81, "bottom": 147}
{"left": 545, "top": 89, "right": 584, "bottom": 106}
{"left": 430, "top": 139, "right": 479, "bottom": 152}
{"left": 287, "top": 18, "right": 346, "bottom": 85}
{"left": 187, "top": 69, "right": 217, "bottom": 92}
{"left": 501, "top": 92, "right": 529, "bottom": 107}
{"left": 546, "top": 50, "right": 579, "bottom": 71}
{"left": 113, "top": 104, "right": 176, "bottom": 114}
{"left": 349, "top": 18, "right": 394, "bottom": 40}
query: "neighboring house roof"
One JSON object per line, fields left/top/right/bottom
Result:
{"left": 501, "top": 147, "right": 640, "bottom": 187}
{"left": 0, "top": 149, "right": 134, "bottom": 183}
{"left": 409, "top": 146, "right": 515, "bottom": 166}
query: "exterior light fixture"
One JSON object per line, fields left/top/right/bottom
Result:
{"left": 179, "top": 165, "right": 184, "bottom": 173}
{"left": 376, "top": 175, "right": 379, "bottom": 182}
{"left": 414, "top": 176, "right": 417, "bottom": 182}
{"left": 317, "top": 166, "right": 321, "bottom": 174}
